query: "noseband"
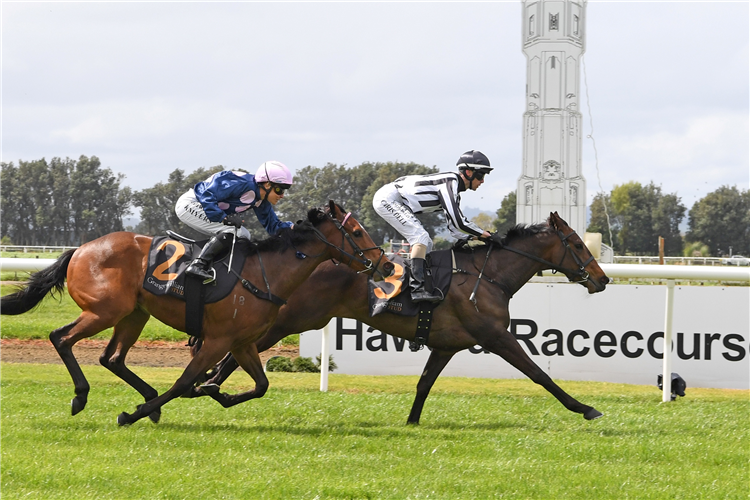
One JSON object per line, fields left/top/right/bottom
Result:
{"left": 307, "top": 210, "right": 387, "bottom": 278}
{"left": 554, "top": 230, "right": 595, "bottom": 283}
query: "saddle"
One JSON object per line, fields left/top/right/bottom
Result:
{"left": 143, "top": 232, "right": 254, "bottom": 338}
{"left": 142, "top": 232, "right": 248, "bottom": 304}
{"left": 368, "top": 250, "right": 454, "bottom": 351}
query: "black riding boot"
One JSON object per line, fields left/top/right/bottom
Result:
{"left": 185, "top": 234, "right": 229, "bottom": 282}
{"left": 409, "top": 257, "right": 442, "bottom": 303}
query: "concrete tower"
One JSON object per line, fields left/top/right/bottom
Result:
{"left": 517, "top": 0, "right": 587, "bottom": 231}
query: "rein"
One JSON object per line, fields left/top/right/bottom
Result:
{"left": 490, "top": 229, "right": 593, "bottom": 283}
{"left": 456, "top": 228, "right": 595, "bottom": 304}
{"left": 288, "top": 210, "right": 387, "bottom": 279}
{"left": 325, "top": 211, "right": 388, "bottom": 279}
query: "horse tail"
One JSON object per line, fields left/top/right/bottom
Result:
{"left": 0, "top": 248, "right": 76, "bottom": 315}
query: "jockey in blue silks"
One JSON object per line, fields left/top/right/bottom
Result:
{"left": 175, "top": 161, "right": 294, "bottom": 281}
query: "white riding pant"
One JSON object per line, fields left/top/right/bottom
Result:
{"left": 372, "top": 183, "right": 433, "bottom": 253}
{"left": 175, "top": 189, "right": 252, "bottom": 240}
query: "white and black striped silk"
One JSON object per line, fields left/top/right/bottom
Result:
{"left": 391, "top": 172, "right": 484, "bottom": 239}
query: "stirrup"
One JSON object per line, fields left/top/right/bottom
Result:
{"left": 186, "top": 264, "right": 216, "bottom": 284}
{"left": 200, "top": 267, "right": 216, "bottom": 285}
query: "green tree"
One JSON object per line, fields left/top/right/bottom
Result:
{"left": 70, "top": 155, "right": 132, "bottom": 244}
{"left": 683, "top": 241, "right": 710, "bottom": 257}
{"left": 0, "top": 162, "right": 22, "bottom": 244}
{"left": 274, "top": 162, "right": 380, "bottom": 229}
{"left": 492, "top": 191, "right": 517, "bottom": 237}
{"left": 471, "top": 213, "right": 495, "bottom": 231}
{"left": 596, "top": 181, "right": 685, "bottom": 255}
{"left": 360, "top": 162, "right": 442, "bottom": 244}
{"left": 686, "top": 185, "right": 750, "bottom": 256}
{"left": 587, "top": 192, "right": 617, "bottom": 248}
{"left": 132, "top": 166, "right": 224, "bottom": 238}
{"left": 48, "top": 157, "right": 75, "bottom": 245}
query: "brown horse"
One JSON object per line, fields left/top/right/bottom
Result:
{"left": 195, "top": 212, "right": 610, "bottom": 423}
{"left": 1, "top": 201, "right": 393, "bottom": 426}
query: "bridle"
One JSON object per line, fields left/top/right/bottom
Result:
{"left": 304, "top": 208, "right": 388, "bottom": 279}
{"left": 486, "top": 227, "right": 594, "bottom": 285}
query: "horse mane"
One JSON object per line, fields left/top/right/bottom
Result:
{"left": 450, "top": 221, "right": 551, "bottom": 253}
{"left": 498, "top": 221, "right": 551, "bottom": 246}
{"left": 247, "top": 207, "right": 327, "bottom": 255}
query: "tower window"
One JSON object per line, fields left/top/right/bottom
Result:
{"left": 529, "top": 15, "right": 535, "bottom": 37}
{"left": 549, "top": 13, "right": 559, "bottom": 31}
{"left": 573, "top": 15, "right": 579, "bottom": 35}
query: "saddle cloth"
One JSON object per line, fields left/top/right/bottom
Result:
{"left": 142, "top": 235, "right": 248, "bottom": 304}
{"left": 368, "top": 250, "right": 454, "bottom": 317}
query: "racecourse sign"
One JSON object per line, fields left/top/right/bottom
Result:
{"left": 300, "top": 283, "right": 749, "bottom": 390}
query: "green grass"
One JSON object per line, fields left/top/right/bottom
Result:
{"left": 2, "top": 364, "right": 747, "bottom": 499}
{"left": 0, "top": 285, "right": 187, "bottom": 342}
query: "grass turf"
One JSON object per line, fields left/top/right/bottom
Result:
{"left": 1, "top": 364, "right": 747, "bottom": 499}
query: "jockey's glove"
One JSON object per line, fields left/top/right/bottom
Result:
{"left": 222, "top": 213, "right": 245, "bottom": 228}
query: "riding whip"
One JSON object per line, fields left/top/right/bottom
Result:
{"left": 227, "top": 228, "right": 237, "bottom": 274}
{"left": 469, "top": 244, "right": 493, "bottom": 312}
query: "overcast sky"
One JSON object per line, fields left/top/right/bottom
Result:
{"left": 2, "top": 1, "right": 748, "bottom": 218}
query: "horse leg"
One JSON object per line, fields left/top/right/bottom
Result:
{"left": 189, "top": 324, "right": 289, "bottom": 397}
{"left": 99, "top": 308, "right": 162, "bottom": 423}
{"left": 49, "top": 312, "right": 117, "bottom": 415}
{"left": 116, "top": 337, "right": 233, "bottom": 426}
{"left": 477, "top": 328, "right": 602, "bottom": 420}
{"left": 406, "top": 349, "right": 456, "bottom": 425}
{"left": 204, "top": 342, "right": 269, "bottom": 408}
{"left": 180, "top": 352, "right": 239, "bottom": 399}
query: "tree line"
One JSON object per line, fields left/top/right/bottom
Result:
{"left": 1, "top": 156, "right": 748, "bottom": 257}
{"left": 1, "top": 156, "right": 132, "bottom": 246}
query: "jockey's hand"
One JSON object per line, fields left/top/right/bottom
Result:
{"left": 222, "top": 213, "right": 245, "bottom": 228}
{"left": 480, "top": 231, "right": 492, "bottom": 240}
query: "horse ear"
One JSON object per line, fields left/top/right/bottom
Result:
{"left": 549, "top": 212, "right": 558, "bottom": 230}
{"left": 328, "top": 200, "right": 337, "bottom": 215}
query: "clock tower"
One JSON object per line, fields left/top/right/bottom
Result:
{"left": 517, "top": 0, "right": 587, "bottom": 231}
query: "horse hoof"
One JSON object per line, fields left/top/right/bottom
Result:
{"left": 584, "top": 408, "right": 603, "bottom": 420}
{"left": 199, "top": 383, "right": 220, "bottom": 395}
{"left": 148, "top": 410, "right": 161, "bottom": 424}
{"left": 117, "top": 412, "right": 132, "bottom": 426}
{"left": 71, "top": 396, "right": 87, "bottom": 416}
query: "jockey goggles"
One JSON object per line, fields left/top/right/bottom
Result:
{"left": 272, "top": 183, "right": 291, "bottom": 195}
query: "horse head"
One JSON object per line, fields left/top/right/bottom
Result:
{"left": 548, "top": 212, "right": 609, "bottom": 293}
{"left": 307, "top": 200, "right": 394, "bottom": 280}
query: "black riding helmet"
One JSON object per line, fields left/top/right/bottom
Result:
{"left": 457, "top": 150, "right": 493, "bottom": 181}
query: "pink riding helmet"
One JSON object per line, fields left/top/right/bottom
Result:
{"left": 255, "top": 161, "right": 294, "bottom": 187}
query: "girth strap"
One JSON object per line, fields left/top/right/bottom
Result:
{"left": 223, "top": 262, "right": 287, "bottom": 306}
{"left": 409, "top": 303, "right": 436, "bottom": 352}
{"left": 184, "top": 276, "right": 206, "bottom": 338}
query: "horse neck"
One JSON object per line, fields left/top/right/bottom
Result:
{"left": 247, "top": 239, "right": 332, "bottom": 300}
{"left": 487, "top": 233, "right": 560, "bottom": 295}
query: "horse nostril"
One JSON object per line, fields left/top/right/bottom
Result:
{"left": 601, "top": 276, "right": 610, "bottom": 285}
{"left": 383, "top": 262, "right": 395, "bottom": 273}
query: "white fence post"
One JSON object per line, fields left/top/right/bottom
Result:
{"left": 662, "top": 279, "right": 676, "bottom": 402}
{"left": 319, "top": 320, "right": 331, "bottom": 392}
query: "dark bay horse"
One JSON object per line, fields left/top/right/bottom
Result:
{"left": 1, "top": 202, "right": 393, "bottom": 426}
{"left": 196, "top": 212, "right": 610, "bottom": 423}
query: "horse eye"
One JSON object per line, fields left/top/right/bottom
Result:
{"left": 353, "top": 230, "right": 363, "bottom": 237}
{"left": 575, "top": 243, "right": 584, "bottom": 250}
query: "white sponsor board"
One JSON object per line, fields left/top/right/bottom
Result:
{"left": 300, "top": 283, "right": 749, "bottom": 389}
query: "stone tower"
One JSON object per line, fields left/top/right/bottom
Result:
{"left": 517, "top": 0, "right": 587, "bottom": 231}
